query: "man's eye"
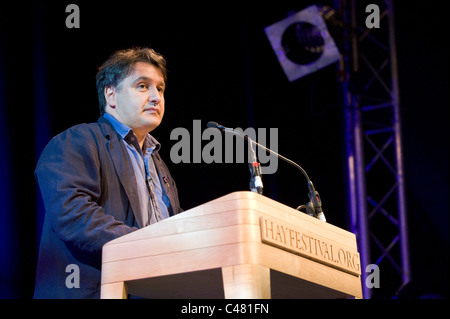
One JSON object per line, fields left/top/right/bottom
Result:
{"left": 137, "top": 83, "right": 148, "bottom": 90}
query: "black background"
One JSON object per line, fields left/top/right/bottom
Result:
{"left": 0, "top": 0, "right": 448, "bottom": 299}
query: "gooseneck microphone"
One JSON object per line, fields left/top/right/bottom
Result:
{"left": 206, "top": 121, "right": 223, "bottom": 129}
{"left": 207, "top": 121, "right": 326, "bottom": 222}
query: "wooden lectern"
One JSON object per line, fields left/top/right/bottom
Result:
{"left": 101, "top": 191, "right": 362, "bottom": 299}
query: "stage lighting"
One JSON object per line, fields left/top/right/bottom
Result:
{"left": 265, "top": 5, "right": 341, "bottom": 82}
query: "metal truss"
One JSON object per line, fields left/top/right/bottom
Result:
{"left": 335, "top": 0, "right": 411, "bottom": 298}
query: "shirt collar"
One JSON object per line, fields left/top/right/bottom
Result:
{"left": 103, "top": 113, "right": 161, "bottom": 153}
{"left": 103, "top": 113, "right": 131, "bottom": 139}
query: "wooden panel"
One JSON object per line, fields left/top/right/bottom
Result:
{"left": 102, "top": 223, "right": 260, "bottom": 264}
{"left": 222, "top": 264, "right": 271, "bottom": 299}
{"left": 260, "top": 215, "right": 361, "bottom": 275}
{"left": 100, "top": 282, "right": 127, "bottom": 299}
{"left": 101, "top": 191, "right": 362, "bottom": 299}
{"left": 105, "top": 192, "right": 357, "bottom": 248}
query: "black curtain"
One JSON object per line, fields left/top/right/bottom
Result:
{"left": 0, "top": 0, "right": 448, "bottom": 299}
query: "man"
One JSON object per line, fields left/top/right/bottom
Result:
{"left": 34, "top": 47, "right": 182, "bottom": 298}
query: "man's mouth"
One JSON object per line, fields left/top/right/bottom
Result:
{"left": 143, "top": 106, "right": 158, "bottom": 114}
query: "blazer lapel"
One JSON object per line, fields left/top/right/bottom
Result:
{"left": 99, "top": 117, "right": 145, "bottom": 228}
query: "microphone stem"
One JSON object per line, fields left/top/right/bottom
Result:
{"left": 243, "top": 136, "right": 326, "bottom": 222}
{"left": 244, "top": 136, "right": 311, "bottom": 183}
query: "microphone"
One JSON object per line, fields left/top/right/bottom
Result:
{"left": 206, "top": 121, "right": 221, "bottom": 129}
{"left": 207, "top": 121, "right": 326, "bottom": 222}
{"left": 207, "top": 121, "right": 263, "bottom": 194}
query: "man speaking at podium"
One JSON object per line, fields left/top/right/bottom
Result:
{"left": 34, "top": 47, "right": 182, "bottom": 298}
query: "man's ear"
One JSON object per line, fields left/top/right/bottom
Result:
{"left": 104, "top": 86, "right": 117, "bottom": 109}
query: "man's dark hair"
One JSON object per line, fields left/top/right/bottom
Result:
{"left": 96, "top": 47, "right": 167, "bottom": 115}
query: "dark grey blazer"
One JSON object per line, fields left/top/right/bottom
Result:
{"left": 33, "top": 116, "right": 182, "bottom": 298}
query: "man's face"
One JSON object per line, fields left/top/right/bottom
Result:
{"left": 105, "top": 62, "right": 165, "bottom": 136}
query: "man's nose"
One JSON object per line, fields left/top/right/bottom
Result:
{"left": 148, "top": 86, "right": 161, "bottom": 104}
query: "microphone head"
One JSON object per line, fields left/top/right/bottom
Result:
{"left": 207, "top": 121, "right": 219, "bottom": 128}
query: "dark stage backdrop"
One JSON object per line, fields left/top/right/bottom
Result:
{"left": 0, "top": 0, "right": 448, "bottom": 298}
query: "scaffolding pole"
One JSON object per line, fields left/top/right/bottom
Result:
{"left": 337, "top": 0, "right": 411, "bottom": 298}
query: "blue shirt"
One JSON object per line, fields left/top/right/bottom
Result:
{"left": 103, "top": 113, "right": 170, "bottom": 226}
